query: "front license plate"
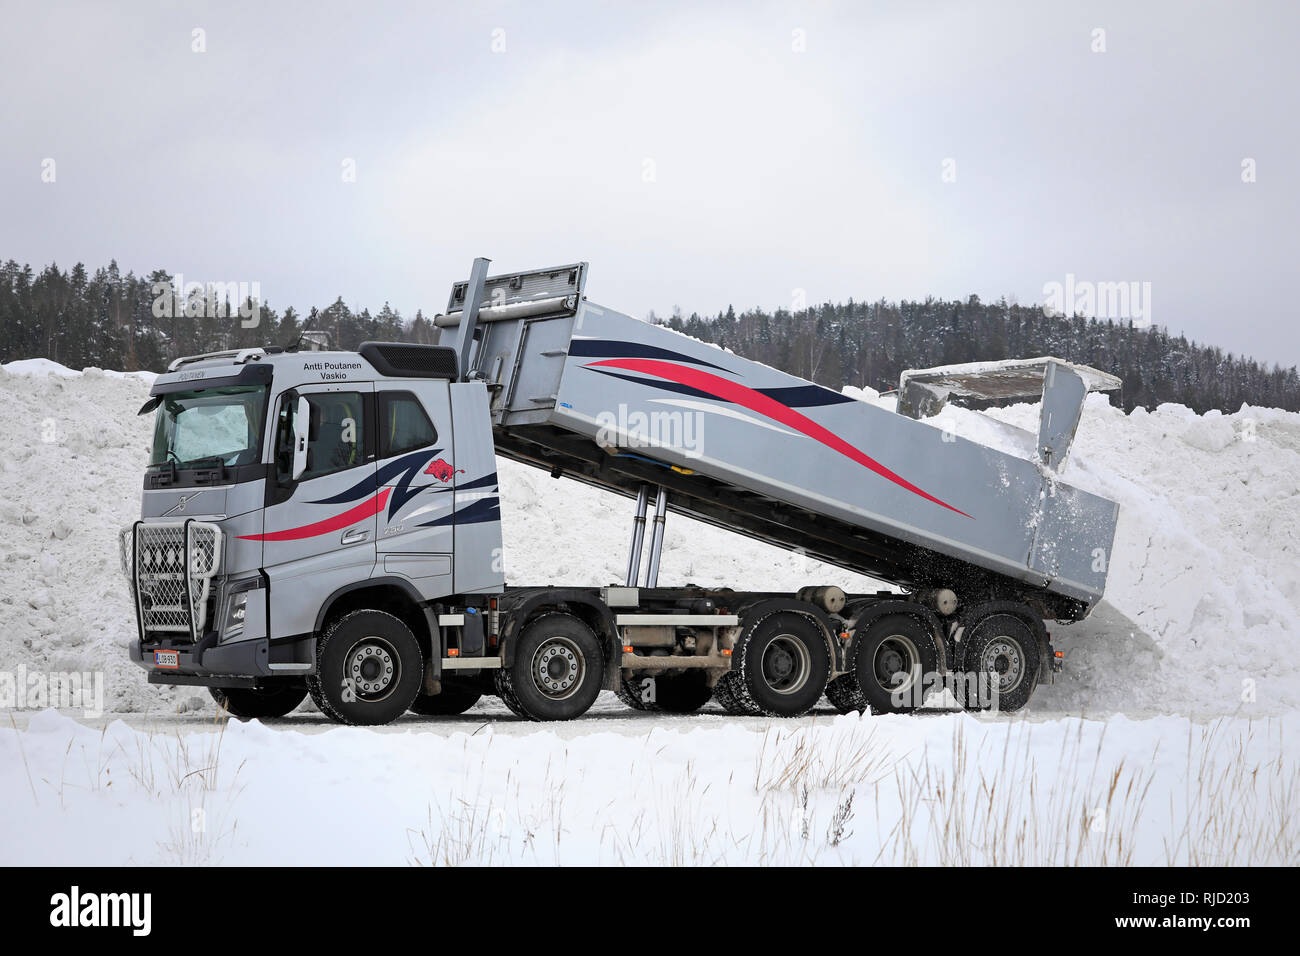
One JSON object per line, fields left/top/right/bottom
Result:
{"left": 154, "top": 650, "right": 180, "bottom": 669}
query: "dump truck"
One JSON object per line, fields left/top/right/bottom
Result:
{"left": 120, "top": 259, "right": 1120, "bottom": 723}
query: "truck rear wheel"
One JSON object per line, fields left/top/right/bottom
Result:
{"left": 209, "top": 684, "right": 306, "bottom": 720}
{"left": 849, "top": 613, "right": 940, "bottom": 714}
{"left": 652, "top": 672, "right": 714, "bottom": 713}
{"left": 409, "top": 682, "right": 482, "bottom": 716}
{"left": 616, "top": 672, "right": 713, "bottom": 714}
{"left": 824, "top": 674, "right": 866, "bottom": 714}
{"left": 616, "top": 676, "right": 656, "bottom": 711}
{"left": 718, "top": 611, "right": 830, "bottom": 718}
{"left": 713, "top": 671, "right": 758, "bottom": 715}
{"left": 308, "top": 609, "right": 424, "bottom": 726}
{"left": 496, "top": 613, "right": 604, "bottom": 721}
{"left": 960, "top": 613, "right": 1039, "bottom": 712}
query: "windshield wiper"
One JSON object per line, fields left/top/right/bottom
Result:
{"left": 150, "top": 459, "right": 178, "bottom": 486}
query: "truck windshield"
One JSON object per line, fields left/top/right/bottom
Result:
{"left": 148, "top": 385, "right": 268, "bottom": 468}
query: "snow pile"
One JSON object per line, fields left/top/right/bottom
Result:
{"left": 1, "top": 358, "right": 1298, "bottom": 717}
{"left": 2, "top": 358, "right": 157, "bottom": 383}
{"left": 923, "top": 395, "right": 1300, "bottom": 715}
{"left": 0, "top": 363, "right": 167, "bottom": 712}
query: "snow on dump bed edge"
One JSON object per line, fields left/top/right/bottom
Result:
{"left": 0, "top": 361, "right": 1297, "bottom": 717}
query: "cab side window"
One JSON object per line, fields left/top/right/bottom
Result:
{"left": 275, "top": 391, "right": 369, "bottom": 482}
{"left": 378, "top": 392, "right": 438, "bottom": 459}
{"left": 305, "top": 392, "right": 367, "bottom": 478}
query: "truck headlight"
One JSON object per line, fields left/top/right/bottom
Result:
{"left": 224, "top": 590, "right": 249, "bottom": 637}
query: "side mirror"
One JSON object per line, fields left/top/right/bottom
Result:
{"left": 291, "top": 396, "right": 310, "bottom": 480}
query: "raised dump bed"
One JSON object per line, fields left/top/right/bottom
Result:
{"left": 433, "top": 262, "right": 1119, "bottom": 623}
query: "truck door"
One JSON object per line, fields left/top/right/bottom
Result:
{"left": 257, "top": 383, "right": 377, "bottom": 638}
{"left": 374, "top": 381, "right": 455, "bottom": 599}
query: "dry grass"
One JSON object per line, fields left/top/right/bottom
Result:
{"left": 880, "top": 719, "right": 1157, "bottom": 865}
{"left": 22, "top": 710, "right": 248, "bottom": 864}
{"left": 1164, "top": 720, "right": 1299, "bottom": 865}
{"left": 405, "top": 715, "right": 1298, "bottom": 866}
{"left": 753, "top": 720, "right": 899, "bottom": 792}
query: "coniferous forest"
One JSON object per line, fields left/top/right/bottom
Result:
{"left": 2, "top": 257, "right": 1296, "bottom": 415}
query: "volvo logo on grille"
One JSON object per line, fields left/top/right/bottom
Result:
{"left": 162, "top": 491, "right": 205, "bottom": 516}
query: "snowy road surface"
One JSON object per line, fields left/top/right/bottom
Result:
{"left": 0, "top": 685, "right": 1262, "bottom": 736}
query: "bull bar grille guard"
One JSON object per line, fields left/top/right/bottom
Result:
{"left": 120, "top": 520, "right": 223, "bottom": 642}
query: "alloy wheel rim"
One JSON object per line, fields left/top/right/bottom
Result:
{"left": 979, "top": 636, "right": 1024, "bottom": 695}
{"left": 346, "top": 637, "right": 400, "bottom": 702}
{"left": 532, "top": 637, "right": 585, "bottom": 700}
{"left": 761, "top": 634, "right": 811, "bottom": 695}
{"left": 874, "top": 634, "right": 920, "bottom": 694}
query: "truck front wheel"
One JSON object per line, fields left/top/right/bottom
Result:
{"left": 496, "top": 613, "right": 604, "bottom": 721}
{"left": 209, "top": 684, "right": 306, "bottom": 720}
{"left": 308, "top": 609, "right": 424, "bottom": 726}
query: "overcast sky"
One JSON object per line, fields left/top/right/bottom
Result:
{"left": 3, "top": 0, "right": 1297, "bottom": 365}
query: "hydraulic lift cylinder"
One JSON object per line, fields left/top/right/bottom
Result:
{"left": 644, "top": 486, "right": 669, "bottom": 588}
{"left": 624, "top": 484, "right": 650, "bottom": 587}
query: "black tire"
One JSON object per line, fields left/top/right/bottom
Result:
{"left": 712, "top": 671, "right": 758, "bottom": 716}
{"left": 960, "top": 612, "right": 1040, "bottom": 712}
{"left": 306, "top": 672, "right": 338, "bottom": 720}
{"left": 824, "top": 674, "right": 866, "bottom": 714}
{"left": 495, "top": 613, "right": 604, "bottom": 721}
{"left": 496, "top": 686, "right": 530, "bottom": 719}
{"left": 616, "top": 676, "right": 657, "bottom": 711}
{"left": 209, "top": 684, "right": 306, "bottom": 720}
{"left": 723, "top": 611, "right": 830, "bottom": 717}
{"left": 409, "top": 682, "right": 482, "bottom": 716}
{"left": 849, "top": 613, "right": 940, "bottom": 714}
{"left": 653, "top": 672, "right": 714, "bottom": 713}
{"left": 616, "top": 672, "right": 714, "bottom": 714}
{"left": 307, "top": 609, "right": 424, "bottom": 726}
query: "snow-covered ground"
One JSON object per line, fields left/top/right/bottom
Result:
{"left": 3, "top": 708, "right": 1294, "bottom": 865}
{"left": 1, "top": 358, "right": 1297, "bottom": 865}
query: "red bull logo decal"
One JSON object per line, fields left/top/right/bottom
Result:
{"left": 425, "top": 458, "right": 465, "bottom": 483}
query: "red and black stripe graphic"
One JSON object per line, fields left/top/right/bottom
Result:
{"left": 238, "top": 451, "right": 501, "bottom": 541}
{"left": 418, "top": 495, "right": 501, "bottom": 528}
{"left": 238, "top": 489, "right": 393, "bottom": 542}
{"left": 569, "top": 338, "right": 735, "bottom": 373}
{"left": 575, "top": 338, "right": 853, "bottom": 407}
{"left": 307, "top": 448, "right": 443, "bottom": 517}
{"left": 418, "top": 471, "right": 500, "bottom": 528}
{"left": 583, "top": 357, "right": 971, "bottom": 519}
